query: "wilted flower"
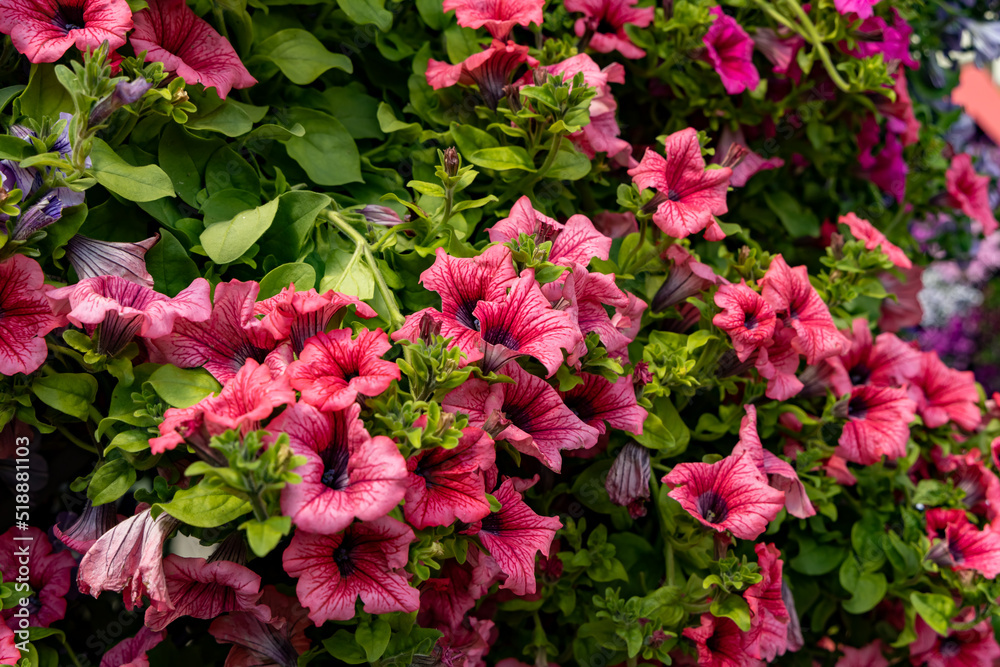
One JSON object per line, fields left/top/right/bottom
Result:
{"left": 605, "top": 442, "right": 651, "bottom": 518}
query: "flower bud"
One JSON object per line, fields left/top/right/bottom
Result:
{"left": 483, "top": 409, "right": 512, "bottom": 438}
{"left": 606, "top": 442, "right": 651, "bottom": 518}
{"left": 502, "top": 83, "right": 522, "bottom": 112}
{"left": 443, "top": 147, "right": 460, "bottom": 177}
{"left": 89, "top": 78, "right": 155, "bottom": 126}
{"left": 419, "top": 312, "right": 442, "bottom": 344}
{"left": 361, "top": 204, "right": 403, "bottom": 227}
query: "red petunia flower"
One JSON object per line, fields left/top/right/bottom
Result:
{"left": 489, "top": 196, "right": 612, "bottom": 267}
{"left": 946, "top": 153, "right": 999, "bottom": 235}
{"left": 834, "top": 0, "right": 880, "bottom": 19}
{"left": 703, "top": 7, "right": 760, "bottom": 95}
{"left": 713, "top": 281, "right": 776, "bottom": 363}
{"left": 836, "top": 385, "right": 916, "bottom": 465}
{"left": 910, "top": 617, "right": 1000, "bottom": 667}
{"left": 443, "top": 363, "right": 599, "bottom": 472}
{"left": 744, "top": 543, "right": 790, "bottom": 662}
{"left": 0, "top": 256, "right": 64, "bottom": 376}
{"left": 99, "top": 628, "right": 164, "bottom": 667}
{"left": 682, "top": 614, "right": 762, "bottom": 667}
{"left": 839, "top": 213, "right": 912, "bottom": 269}
{"left": 426, "top": 39, "right": 536, "bottom": 109}
{"left": 209, "top": 585, "right": 311, "bottom": 667}
{"left": 131, "top": 0, "right": 256, "bottom": 99}
{"left": 628, "top": 128, "right": 732, "bottom": 241}
{"left": 663, "top": 451, "right": 785, "bottom": 540}
{"left": 566, "top": 0, "right": 653, "bottom": 58}
{"left": 0, "top": 0, "right": 132, "bottom": 63}
{"left": 0, "top": 527, "right": 75, "bottom": 628}
{"left": 54, "top": 499, "right": 121, "bottom": 554}
{"left": 254, "top": 287, "right": 377, "bottom": 355}
{"left": 282, "top": 517, "right": 418, "bottom": 623}
{"left": 419, "top": 552, "right": 499, "bottom": 634}
{"left": 826, "top": 318, "right": 921, "bottom": 396}
{"left": 925, "top": 508, "right": 1000, "bottom": 579}
{"left": 558, "top": 372, "right": 647, "bottom": 435}
{"left": 442, "top": 0, "right": 543, "bottom": 39}
{"left": 908, "top": 351, "right": 982, "bottom": 431}
{"left": 270, "top": 401, "right": 407, "bottom": 535}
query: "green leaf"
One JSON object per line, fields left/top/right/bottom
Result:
{"left": 547, "top": 143, "right": 592, "bottom": 181}
{"left": 258, "top": 263, "right": 317, "bottom": 299}
{"left": 185, "top": 90, "right": 266, "bottom": 137}
{"left": 710, "top": 595, "right": 752, "bottom": 632}
{"left": 88, "top": 458, "right": 136, "bottom": 506}
{"left": 258, "top": 190, "right": 331, "bottom": 263}
{"left": 356, "top": 617, "right": 392, "bottom": 662}
{"left": 0, "top": 135, "right": 30, "bottom": 161}
{"left": 763, "top": 191, "right": 819, "bottom": 239}
{"left": 256, "top": 29, "right": 353, "bottom": 85}
{"left": 790, "top": 539, "right": 846, "bottom": 575}
{"left": 201, "top": 188, "right": 260, "bottom": 225}
{"left": 200, "top": 197, "right": 280, "bottom": 264}
{"left": 240, "top": 516, "right": 292, "bottom": 557}
{"left": 320, "top": 248, "right": 374, "bottom": 299}
{"left": 148, "top": 365, "right": 221, "bottom": 408}
{"left": 839, "top": 557, "right": 887, "bottom": 614}
{"left": 0, "top": 85, "right": 25, "bottom": 115}
{"left": 17, "top": 64, "right": 73, "bottom": 118}
{"left": 322, "top": 631, "right": 368, "bottom": 664}
{"left": 337, "top": 0, "right": 393, "bottom": 31}
{"left": 284, "top": 109, "right": 362, "bottom": 186}
{"left": 206, "top": 146, "right": 260, "bottom": 196}
{"left": 90, "top": 138, "right": 175, "bottom": 202}
{"left": 146, "top": 229, "right": 201, "bottom": 297}
{"left": 468, "top": 146, "right": 535, "bottom": 171}
{"left": 31, "top": 373, "right": 98, "bottom": 420}
{"left": 157, "top": 482, "right": 251, "bottom": 528}
{"left": 910, "top": 592, "right": 955, "bottom": 636}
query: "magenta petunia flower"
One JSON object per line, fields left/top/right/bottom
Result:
{"left": 663, "top": 451, "right": 784, "bottom": 540}
{"left": 847, "top": 9, "right": 919, "bottom": 70}
{"left": 703, "top": 7, "right": 760, "bottom": 95}
{"left": 489, "top": 196, "right": 612, "bottom": 267}
{"left": 910, "top": 617, "right": 1000, "bottom": 667}
{"left": 826, "top": 318, "right": 921, "bottom": 397}
{"left": 0, "top": 255, "right": 64, "bottom": 376}
{"left": 442, "top": 0, "right": 542, "bottom": 39}
{"left": 760, "top": 254, "right": 849, "bottom": 365}
{"left": 464, "top": 477, "right": 562, "bottom": 595}
{"left": 751, "top": 28, "right": 804, "bottom": 83}
{"left": 254, "top": 287, "right": 377, "bottom": 355}
{"left": 65, "top": 234, "right": 159, "bottom": 289}
{"left": 566, "top": 0, "right": 653, "bottom": 58}
{"left": 149, "top": 359, "right": 295, "bottom": 456}
{"left": 836, "top": 385, "right": 916, "bottom": 465}
{"left": 925, "top": 508, "right": 1000, "bottom": 579}
{"left": 0, "top": 621, "right": 19, "bottom": 666}
{"left": 78, "top": 508, "right": 179, "bottom": 611}
{"left": 839, "top": 213, "right": 911, "bottom": 268}
{"left": 99, "top": 628, "right": 164, "bottom": 667}
{"left": 443, "top": 363, "right": 599, "bottom": 472}
{"left": 0, "top": 527, "right": 75, "bottom": 628}
{"left": 209, "top": 585, "right": 311, "bottom": 667}
{"left": 131, "top": 0, "right": 256, "bottom": 99}
{"left": 286, "top": 328, "right": 401, "bottom": 412}
{"left": 713, "top": 281, "right": 776, "bottom": 363}
{"left": 627, "top": 128, "right": 732, "bottom": 241}
{"left": 558, "top": 372, "right": 647, "bottom": 435}
{"left": 744, "top": 543, "right": 790, "bottom": 662}
{"left": 53, "top": 499, "right": 121, "bottom": 554}
{"left": 880, "top": 72, "right": 920, "bottom": 147}
{"left": 834, "top": 0, "right": 880, "bottom": 19}
{"left": 435, "top": 617, "right": 495, "bottom": 666}
{"left": 404, "top": 426, "right": 496, "bottom": 530}
{"left": 683, "top": 614, "right": 761, "bottom": 667}
{"left": 145, "top": 555, "right": 270, "bottom": 631}
{"left": 426, "top": 39, "right": 536, "bottom": 108}
{"left": 908, "top": 351, "right": 981, "bottom": 431}
{"left": 714, "top": 127, "right": 785, "bottom": 187}
{"left": 0, "top": 0, "right": 132, "bottom": 63}
{"left": 946, "top": 153, "right": 999, "bottom": 235}
{"left": 541, "top": 263, "right": 632, "bottom": 359}
{"left": 282, "top": 516, "right": 418, "bottom": 623}
{"left": 270, "top": 401, "right": 407, "bottom": 535}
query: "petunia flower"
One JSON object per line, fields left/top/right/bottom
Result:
{"left": 404, "top": 426, "right": 496, "bottom": 530}
{"left": 11, "top": 194, "right": 66, "bottom": 242}
{"left": 566, "top": 0, "right": 653, "bottom": 58}
{"left": 627, "top": 128, "right": 732, "bottom": 240}
{"left": 286, "top": 327, "right": 401, "bottom": 412}
{"left": 839, "top": 213, "right": 912, "bottom": 269}
{"left": 0, "top": 620, "right": 19, "bottom": 666}
{"left": 53, "top": 499, "right": 120, "bottom": 553}
{"left": 663, "top": 451, "right": 785, "bottom": 540}
{"left": 847, "top": 9, "right": 919, "bottom": 70}
{"left": 751, "top": 28, "right": 804, "bottom": 83}
{"left": 925, "top": 508, "right": 1000, "bottom": 579}
{"left": 64, "top": 234, "right": 159, "bottom": 289}
{"left": 702, "top": 7, "right": 760, "bottom": 95}
{"left": 834, "top": 0, "right": 880, "bottom": 19}
{"left": 427, "top": 39, "right": 536, "bottom": 109}
{"left": 99, "top": 628, "right": 164, "bottom": 667}
{"left": 254, "top": 287, "right": 377, "bottom": 354}
{"left": 270, "top": 401, "right": 407, "bottom": 535}
{"left": 593, "top": 211, "right": 638, "bottom": 238}
{"left": 682, "top": 614, "right": 762, "bottom": 667}
{"left": 653, "top": 245, "right": 724, "bottom": 312}
{"left": 909, "top": 617, "right": 1000, "bottom": 666}
{"left": 131, "top": 0, "right": 256, "bottom": 99}
{"left": 713, "top": 281, "right": 776, "bottom": 362}
{"left": 932, "top": 448, "right": 1000, "bottom": 523}
{"left": 754, "top": 321, "right": 804, "bottom": 401}
{"left": 442, "top": 0, "right": 542, "bottom": 39}
{"left": 435, "top": 617, "right": 496, "bottom": 666}
{"left": 0, "top": 0, "right": 132, "bottom": 63}
{"left": 835, "top": 385, "right": 916, "bottom": 465}
{"left": 946, "top": 153, "right": 999, "bottom": 235}
{"left": 558, "top": 373, "right": 647, "bottom": 435}
{"left": 714, "top": 126, "right": 785, "bottom": 187}
{"left": 826, "top": 318, "right": 921, "bottom": 396}
{"left": 0, "top": 255, "right": 64, "bottom": 376}
{"left": 605, "top": 442, "right": 651, "bottom": 518}
{"left": 835, "top": 641, "right": 889, "bottom": 667}
{"left": 419, "top": 552, "right": 499, "bottom": 634}
{"left": 0, "top": 527, "right": 75, "bottom": 628}
{"left": 880, "top": 72, "right": 920, "bottom": 147}
{"left": 209, "top": 585, "right": 311, "bottom": 667}
{"left": 541, "top": 263, "right": 632, "bottom": 359}
{"left": 490, "top": 196, "right": 612, "bottom": 267}
{"left": 908, "top": 351, "right": 981, "bottom": 431}
{"left": 464, "top": 477, "right": 562, "bottom": 595}
{"left": 744, "top": 543, "right": 791, "bottom": 662}
{"left": 443, "top": 363, "right": 600, "bottom": 472}
{"left": 282, "top": 516, "right": 418, "bottom": 623}
{"left": 879, "top": 266, "right": 923, "bottom": 332}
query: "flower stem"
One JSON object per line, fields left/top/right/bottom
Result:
{"left": 782, "top": 0, "right": 852, "bottom": 92}
{"left": 61, "top": 635, "right": 84, "bottom": 667}
{"left": 499, "top": 133, "right": 564, "bottom": 203}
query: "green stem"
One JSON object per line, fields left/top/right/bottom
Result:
{"left": 752, "top": 0, "right": 796, "bottom": 30}
{"left": 499, "top": 133, "right": 564, "bottom": 203}
{"left": 666, "top": 540, "right": 675, "bottom": 587}
{"left": 423, "top": 185, "right": 456, "bottom": 244}
{"left": 248, "top": 485, "right": 269, "bottom": 522}
{"left": 782, "top": 0, "right": 852, "bottom": 92}
{"left": 61, "top": 636, "right": 84, "bottom": 667}
{"left": 57, "top": 425, "right": 97, "bottom": 454}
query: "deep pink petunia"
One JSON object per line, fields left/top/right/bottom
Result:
{"left": 703, "top": 7, "right": 760, "bottom": 95}
{"left": 558, "top": 372, "right": 647, "bottom": 435}
{"left": 0, "top": 527, "right": 75, "bottom": 628}
{"left": 65, "top": 234, "right": 159, "bottom": 289}
{"left": 254, "top": 287, "right": 377, "bottom": 354}
{"left": 714, "top": 127, "right": 785, "bottom": 187}
{"left": 541, "top": 263, "right": 632, "bottom": 359}
{"left": 0, "top": 0, "right": 132, "bottom": 63}
{"left": 593, "top": 211, "right": 638, "bottom": 238}
{"left": 713, "top": 281, "right": 776, "bottom": 363}
{"left": 760, "top": 254, "right": 849, "bottom": 365}
{"left": 835, "top": 641, "right": 889, "bottom": 667}
{"left": 682, "top": 614, "right": 762, "bottom": 667}
{"left": 910, "top": 617, "right": 1000, "bottom": 667}
{"left": 879, "top": 266, "right": 923, "bottom": 333}
{"left": 282, "top": 516, "right": 418, "bottom": 623}
{"left": 78, "top": 508, "right": 179, "bottom": 612}
{"left": 269, "top": 401, "right": 407, "bottom": 535}
{"left": 663, "top": 451, "right": 785, "bottom": 540}
{"left": 443, "top": 363, "right": 599, "bottom": 472}
{"left": 836, "top": 385, "right": 916, "bottom": 465}
{"left": 860, "top": 126, "right": 908, "bottom": 203}
{"left": 404, "top": 426, "right": 496, "bottom": 530}
{"left": 419, "top": 552, "right": 499, "bottom": 634}
{"left": 464, "top": 478, "right": 562, "bottom": 595}
{"left": 286, "top": 327, "right": 401, "bottom": 412}
{"left": 925, "top": 508, "right": 1000, "bottom": 579}
{"left": 754, "top": 321, "right": 804, "bottom": 401}
{"left": 908, "top": 351, "right": 982, "bottom": 431}
{"left": 0, "top": 620, "right": 17, "bottom": 666}
{"left": 489, "top": 196, "right": 612, "bottom": 267}
{"left": 566, "top": 0, "right": 653, "bottom": 58}
{"left": 846, "top": 9, "right": 918, "bottom": 69}
{"left": 751, "top": 28, "right": 804, "bottom": 83}
{"left": 99, "top": 628, "right": 164, "bottom": 667}
{"left": 834, "top": 0, "right": 880, "bottom": 19}
{"left": 880, "top": 72, "right": 920, "bottom": 147}
{"left": 932, "top": 448, "right": 1000, "bottom": 523}
{"left": 0, "top": 255, "right": 64, "bottom": 375}
{"left": 435, "top": 617, "right": 496, "bottom": 667}
{"left": 54, "top": 499, "right": 121, "bottom": 553}
{"left": 209, "top": 585, "right": 311, "bottom": 667}
{"left": 653, "top": 245, "right": 725, "bottom": 312}
{"left": 149, "top": 359, "right": 295, "bottom": 456}
{"left": 839, "top": 213, "right": 912, "bottom": 269}
{"left": 827, "top": 318, "right": 921, "bottom": 396}
{"left": 744, "top": 543, "right": 790, "bottom": 662}
{"left": 131, "top": 0, "right": 256, "bottom": 99}
{"left": 946, "top": 153, "right": 999, "bottom": 235}
{"left": 426, "top": 39, "right": 536, "bottom": 108}
{"left": 145, "top": 555, "right": 270, "bottom": 631}
{"left": 732, "top": 406, "right": 815, "bottom": 519}
{"left": 442, "top": 0, "right": 542, "bottom": 39}
{"left": 627, "top": 128, "right": 732, "bottom": 240}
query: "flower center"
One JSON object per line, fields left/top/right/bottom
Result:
{"left": 667, "top": 189, "right": 682, "bottom": 202}
{"left": 480, "top": 511, "right": 502, "bottom": 533}
{"left": 695, "top": 490, "right": 728, "bottom": 524}
{"left": 53, "top": 1, "right": 86, "bottom": 32}
{"left": 97, "top": 312, "right": 143, "bottom": 356}
{"left": 939, "top": 638, "right": 962, "bottom": 658}
{"left": 25, "top": 595, "right": 42, "bottom": 617}
{"left": 561, "top": 394, "right": 593, "bottom": 422}
{"left": 320, "top": 441, "right": 350, "bottom": 491}
{"left": 500, "top": 402, "right": 532, "bottom": 431}
{"left": 481, "top": 325, "right": 519, "bottom": 350}
{"left": 332, "top": 537, "right": 355, "bottom": 577}
{"left": 846, "top": 396, "right": 869, "bottom": 420}
{"left": 849, "top": 363, "right": 871, "bottom": 386}
{"left": 743, "top": 310, "right": 758, "bottom": 330}
{"left": 455, "top": 299, "right": 481, "bottom": 331}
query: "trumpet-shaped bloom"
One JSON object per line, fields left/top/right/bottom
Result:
{"left": 541, "top": 263, "right": 632, "bottom": 358}
{"left": 839, "top": 213, "right": 912, "bottom": 269}
{"left": 744, "top": 543, "right": 790, "bottom": 662}
{"left": 910, "top": 618, "right": 1000, "bottom": 667}
{"left": 932, "top": 448, "right": 1000, "bottom": 522}
{"left": 834, "top": 0, "right": 880, "bottom": 18}
{"left": 925, "top": 508, "right": 1000, "bottom": 579}
{"left": 0, "top": 0, "right": 132, "bottom": 63}
{"left": 0, "top": 527, "right": 74, "bottom": 628}
{"left": 99, "top": 628, "right": 164, "bottom": 667}
{"left": 489, "top": 196, "right": 611, "bottom": 267}
{"left": 653, "top": 245, "right": 724, "bottom": 312}
{"left": 663, "top": 451, "right": 784, "bottom": 540}
{"left": 715, "top": 126, "right": 785, "bottom": 187}
{"left": 286, "top": 328, "right": 401, "bottom": 412}
{"left": 442, "top": 0, "right": 542, "bottom": 39}
{"left": 131, "top": 0, "right": 256, "bottom": 99}
{"left": 908, "top": 351, "right": 982, "bottom": 431}
{"left": 558, "top": 373, "right": 647, "bottom": 435}
{"left": 282, "top": 517, "right": 418, "bottom": 623}
{"left": 827, "top": 318, "right": 921, "bottom": 396}
{"left": 64, "top": 234, "right": 159, "bottom": 289}
{"left": 427, "top": 39, "right": 535, "bottom": 108}
{"left": 703, "top": 7, "right": 760, "bottom": 94}
{"left": 946, "top": 153, "right": 999, "bottom": 235}
{"left": 836, "top": 385, "right": 916, "bottom": 465}
{"left": 0, "top": 255, "right": 64, "bottom": 376}
{"left": 754, "top": 322, "right": 804, "bottom": 401}
{"left": 713, "top": 281, "right": 776, "bottom": 362}
{"left": 254, "top": 287, "right": 377, "bottom": 354}
{"left": 566, "top": 0, "right": 653, "bottom": 58}
{"left": 683, "top": 614, "right": 762, "bottom": 667}
{"left": 209, "top": 585, "right": 311, "bottom": 667}
{"left": 53, "top": 499, "right": 120, "bottom": 553}
{"left": 271, "top": 402, "right": 407, "bottom": 535}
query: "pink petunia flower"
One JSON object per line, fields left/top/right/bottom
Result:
{"left": 65, "top": 234, "right": 159, "bottom": 289}
{"left": 435, "top": 617, "right": 496, "bottom": 666}
{"left": 558, "top": 372, "right": 647, "bottom": 435}
{"left": 270, "top": 401, "right": 407, "bottom": 535}
{"left": 419, "top": 552, "right": 499, "bottom": 634}
{"left": 0, "top": 256, "right": 64, "bottom": 376}
{"left": 838, "top": 213, "right": 912, "bottom": 269}
{"left": 0, "top": 621, "right": 18, "bottom": 666}
{"left": 653, "top": 245, "right": 725, "bottom": 312}
{"left": 751, "top": 28, "right": 804, "bottom": 83}
{"left": 834, "top": 0, "right": 880, "bottom": 19}
{"left": 880, "top": 72, "right": 920, "bottom": 147}
{"left": 714, "top": 127, "right": 785, "bottom": 187}
{"left": 541, "top": 263, "right": 633, "bottom": 359}
{"left": 209, "top": 585, "right": 311, "bottom": 667}
{"left": 703, "top": 7, "right": 760, "bottom": 95}
{"left": 925, "top": 508, "right": 1000, "bottom": 579}
{"left": 426, "top": 39, "right": 536, "bottom": 108}
{"left": 713, "top": 281, "right": 776, "bottom": 363}
{"left": 282, "top": 516, "right": 418, "bottom": 623}
{"left": 254, "top": 287, "right": 377, "bottom": 354}
{"left": 490, "top": 196, "right": 612, "bottom": 267}
{"left": 754, "top": 321, "right": 804, "bottom": 401}
{"left": 53, "top": 499, "right": 121, "bottom": 553}
{"left": 909, "top": 617, "right": 1000, "bottom": 666}
{"left": 566, "top": 0, "right": 653, "bottom": 58}
{"left": 826, "top": 318, "right": 921, "bottom": 396}
{"left": 932, "top": 448, "right": 1000, "bottom": 523}
{"left": 835, "top": 385, "right": 916, "bottom": 465}
{"left": 682, "top": 614, "right": 762, "bottom": 667}
{"left": 442, "top": 0, "right": 542, "bottom": 39}
{"left": 99, "top": 628, "right": 164, "bottom": 667}
{"left": 404, "top": 426, "right": 496, "bottom": 530}
{"left": 593, "top": 211, "right": 638, "bottom": 238}
{"left": 663, "top": 451, "right": 785, "bottom": 540}
{"left": 131, "top": 0, "right": 256, "bottom": 99}
{"left": 744, "top": 543, "right": 791, "bottom": 662}
{"left": 0, "top": 0, "right": 132, "bottom": 63}
{"left": 946, "top": 153, "right": 999, "bottom": 235}
{"left": 443, "top": 363, "right": 600, "bottom": 472}
{"left": 879, "top": 266, "right": 923, "bottom": 333}
{"left": 908, "top": 351, "right": 981, "bottom": 431}
{"left": 0, "top": 527, "right": 75, "bottom": 628}
{"left": 464, "top": 477, "right": 562, "bottom": 595}
{"left": 628, "top": 128, "right": 732, "bottom": 240}
{"left": 835, "top": 641, "right": 889, "bottom": 667}
{"left": 846, "top": 9, "right": 919, "bottom": 70}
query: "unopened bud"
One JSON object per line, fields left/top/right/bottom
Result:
{"left": 502, "top": 84, "right": 522, "bottom": 112}
{"left": 419, "top": 312, "right": 441, "bottom": 344}
{"left": 830, "top": 232, "right": 845, "bottom": 259}
{"left": 361, "top": 204, "right": 403, "bottom": 227}
{"left": 532, "top": 68, "right": 549, "bottom": 87}
{"left": 606, "top": 442, "right": 651, "bottom": 518}
{"left": 719, "top": 142, "right": 750, "bottom": 170}
{"left": 632, "top": 361, "right": 653, "bottom": 389}
{"left": 483, "top": 410, "right": 511, "bottom": 438}
{"left": 89, "top": 78, "right": 154, "bottom": 126}
{"left": 443, "top": 147, "right": 460, "bottom": 177}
